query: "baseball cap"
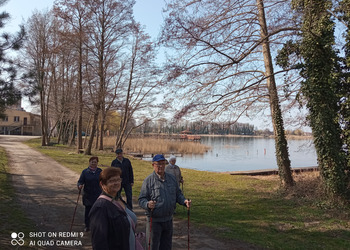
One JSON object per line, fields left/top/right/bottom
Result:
{"left": 152, "top": 154, "right": 165, "bottom": 162}
{"left": 115, "top": 148, "right": 123, "bottom": 154}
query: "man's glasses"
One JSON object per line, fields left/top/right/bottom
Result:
{"left": 154, "top": 163, "right": 166, "bottom": 167}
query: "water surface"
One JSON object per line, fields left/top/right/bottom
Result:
{"left": 177, "top": 136, "right": 317, "bottom": 172}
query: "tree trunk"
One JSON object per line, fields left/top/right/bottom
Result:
{"left": 76, "top": 40, "right": 83, "bottom": 152}
{"left": 40, "top": 89, "right": 48, "bottom": 146}
{"left": 294, "top": 0, "right": 347, "bottom": 197}
{"left": 115, "top": 50, "right": 135, "bottom": 149}
{"left": 83, "top": 114, "right": 92, "bottom": 148}
{"left": 257, "top": 0, "right": 294, "bottom": 187}
{"left": 99, "top": 103, "right": 106, "bottom": 150}
{"left": 85, "top": 107, "right": 99, "bottom": 155}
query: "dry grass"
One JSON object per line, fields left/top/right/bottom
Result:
{"left": 254, "top": 171, "right": 324, "bottom": 198}
{"left": 103, "top": 136, "right": 211, "bottom": 155}
{"left": 286, "top": 135, "right": 313, "bottom": 140}
{"left": 253, "top": 171, "right": 329, "bottom": 203}
{"left": 287, "top": 171, "right": 324, "bottom": 199}
{"left": 256, "top": 171, "right": 349, "bottom": 209}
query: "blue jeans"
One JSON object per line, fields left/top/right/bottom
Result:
{"left": 146, "top": 218, "right": 173, "bottom": 250}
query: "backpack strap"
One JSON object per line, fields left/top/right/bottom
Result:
{"left": 98, "top": 194, "right": 125, "bottom": 211}
{"left": 98, "top": 194, "right": 136, "bottom": 232}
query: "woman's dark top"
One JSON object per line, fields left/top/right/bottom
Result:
{"left": 89, "top": 196, "right": 130, "bottom": 250}
{"left": 77, "top": 167, "right": 102, "bottom": 206}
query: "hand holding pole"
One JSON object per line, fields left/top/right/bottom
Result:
{"left": 148, "top": 200, "right": 156, "bottom": 250}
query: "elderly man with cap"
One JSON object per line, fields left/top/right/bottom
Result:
{"left": 111, "top": 148, "right": 134, "bottom": 209}
{"left": 138, "top": 154, "right": 191, "bottom": 250}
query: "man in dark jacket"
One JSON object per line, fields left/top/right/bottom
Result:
{"left": 111, "top": 149, "right": 134, "bottom": 209}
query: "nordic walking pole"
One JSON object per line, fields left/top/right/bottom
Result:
{"left": 148, "top": 200, "right": 155, "bottom": 250}
{"left": 187, "top": 199, "right": 190, "bottom": 250}
{"left": 182, "top": 180, "right": 185, "bottom": 212}
{"left": 148, "top": 210, "right": 153, "bottom": 250}
{"left": 70, "top": 188, "right": 81, "bottom": 231}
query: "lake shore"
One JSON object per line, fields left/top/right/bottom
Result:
{"left": 225, "top": 166, "right": 319, "bottom": 176}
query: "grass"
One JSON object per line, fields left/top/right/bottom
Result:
{"left": 0, "top": 147, "right": 36, "bottom": 249}
{"left": 16, "top": 138, "right": 350, "bottom": 249}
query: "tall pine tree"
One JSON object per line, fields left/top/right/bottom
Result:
{"left": 0, "top": 0, "right": 25, "bottom": 118}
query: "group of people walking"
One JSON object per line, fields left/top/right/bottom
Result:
{"left": 77, "top": 149, "right": 191, "bottom": 250}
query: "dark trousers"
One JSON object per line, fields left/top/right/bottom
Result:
{"left": 84, "top": 205, "right": 92, "bottom": 228}
{"left": 121, "top": 184, "right": 133, "bottom": 210}
{"left": 146, "top": 219, "right": 173, "bottom": 250}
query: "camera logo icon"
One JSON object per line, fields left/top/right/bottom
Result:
{"left": 11, "top": 232, "right": 25, "bottom": 246}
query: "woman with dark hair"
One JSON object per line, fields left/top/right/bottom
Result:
{"left": 77, "top": 156, "right": 102, "bottom": 232}
{"left": 89, "top": 167, "right": 142, "bottom": 250}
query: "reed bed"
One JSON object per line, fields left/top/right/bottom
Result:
{"left": 103, "top": 136, "right": 211, "bottom": 155}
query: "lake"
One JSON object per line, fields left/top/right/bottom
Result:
{"left": 176, "top": 136, "right": 318, "bottom": 172}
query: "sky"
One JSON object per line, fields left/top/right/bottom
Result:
{"left": 3, "top": 0, "right": 165, "bottom": 36}
{"left": 1, "top": 0, "right": 279, "bottom": 130}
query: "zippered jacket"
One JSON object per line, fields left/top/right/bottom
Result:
{"left": 77, "top": 167, "right": 102, "bottom": 206}
{"left": 111, "top": 158, "right": 134, "bottom": 186}
{"left": 138, "top": 171, "right": 186, "bottom": 222}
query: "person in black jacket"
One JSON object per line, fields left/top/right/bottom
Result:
{"left": 89, "top": 167, "right": 138, "bottom": 250}
{"left": 77, "top": 156, "right": 102, "bottom": 232}
{"left": 111, "top": 149, "right": 134, "bottom": 209}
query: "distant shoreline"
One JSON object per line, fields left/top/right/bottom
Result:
{"left": 136, "top": 133, "right": 313, "bottom": 140}
{"left": 196, "top": 134, "right": 313, "bottom": 140}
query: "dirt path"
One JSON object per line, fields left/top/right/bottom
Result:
{"left": 0, "top": 135, "right": 261, "bottom": 250}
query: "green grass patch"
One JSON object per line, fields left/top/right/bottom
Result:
{"left": 24, "top": 138, "right": 350, "bottom": 249}
{"left": 0, "top": 147, "right": 36, "bottom": 249}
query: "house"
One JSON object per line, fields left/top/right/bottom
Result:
{"left": 0, "top": 103, "right": 41, "bottom": 136}
{"left": 179, "top": 129, "right": 201, "bottom": 141}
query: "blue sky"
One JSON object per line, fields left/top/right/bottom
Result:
{"left": 3, "top": 0, "right": 165, "bottom": 39}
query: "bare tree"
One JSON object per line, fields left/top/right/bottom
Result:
{"left": 54, "top": 0, "right": 91, "bottom": 152}
{"left": 24, "top": 11, "right": 59, "bottom": 146}
{"left": 161, "top": 0, "right": 298, "bottom": 186}
{"left": 115, "top": 24, "right": 161, "bottom": 149}
{"left": 24, "top": 9, "right": 81, "bottom": 146}
{"left": 51, "top": 35, "right": 79, "bottom": 145}
{"left": 257, "top": 0, "right": 293, "bottom": 185}
{"left": 82, "top": 0, "right": 135, "bottom": 155}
